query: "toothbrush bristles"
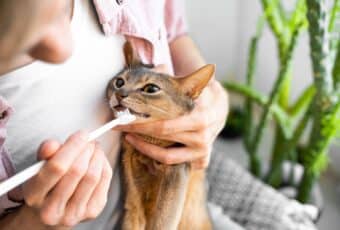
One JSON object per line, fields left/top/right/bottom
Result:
{"left": 117, "top": 109, "right": 130, "bottom": 117}
{"left": 116, "top": 109, "right": 136, "bottom": 124}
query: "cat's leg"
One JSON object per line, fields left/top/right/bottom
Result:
{"left": 146, "top": 164, "right": 189, "bottom": 230}
{"left": 122, "top": 143, "right": 146, "bottom": 230}
{"left": 122, "top": 199, "right": 146, "bottom": 230}
{"left": 178, "top": 170, "right": 212, "bottom": 230}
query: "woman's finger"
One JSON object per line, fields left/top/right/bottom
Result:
{"left": 39, "top": 143, "right": 95, "bottom": 226}
{"left": 161, "top": 130, "right": 214, "bottom": 148}
{"left": 125, "top": 135, "right": 205, "bottom": 165}
{"left": 24, "top": 131, "right": 89, "bottom": 208}
{"left": 38, "top": 140, "right": 61, "bottom": 160}
{"left": 115, "top": 110, "right": 211, "bottom": 137}
{"left": 132, "top": 130, "right": 213, "bottom": 150}
{"left": 85, "top": 157, "right": 112, "bottom": 220}
{"left": 62, "top": 144, "right": 104, "bottom": 226}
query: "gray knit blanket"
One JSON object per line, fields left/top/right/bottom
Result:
{"left": 207, "top": 148, "right": 318, "bottom": 230}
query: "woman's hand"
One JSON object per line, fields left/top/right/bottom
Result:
{"left": 115, "top": 70, "right": 229, "bottom": 169}
{"left": 22, "top": 131, "right": 113, "bottom": 227}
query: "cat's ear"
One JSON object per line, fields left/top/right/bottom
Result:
{"left": 123, "top": 41, "right": 154, "bottom": 68}
{"left": 176, "top": 64, "right": 216, "bottom": 99}
{"left": 123, "top": 41, "right": 143, "bottom": 67}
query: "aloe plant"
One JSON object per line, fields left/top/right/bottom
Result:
{"left": 224, "top": 0, "right": 340, "bottom": 203}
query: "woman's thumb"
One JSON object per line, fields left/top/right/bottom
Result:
{"left": 37, "top": 140, "right": 61, "bottom": 160}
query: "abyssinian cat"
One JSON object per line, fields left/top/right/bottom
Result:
{"left": 107, "top": 42, "right": 215, "bottom": 230}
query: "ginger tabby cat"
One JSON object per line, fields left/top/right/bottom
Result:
{"left": 107, "top": 42, "right": 214, "bottom": 230}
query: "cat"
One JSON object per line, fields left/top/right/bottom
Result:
{"left": 107, "top": 42, "right": 215, "bottom": 230}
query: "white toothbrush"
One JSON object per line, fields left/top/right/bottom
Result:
{"left": 0, "top": 109, "right": 136, "bottom": 197}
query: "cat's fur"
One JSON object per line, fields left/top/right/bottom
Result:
{"left": 107, "top": 42, "right": 215, "bottom": 230}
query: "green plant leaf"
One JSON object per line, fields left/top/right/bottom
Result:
{"left": 289, "top": 85, "right": 316, "bottom": 117}
{"left": 333, "top": 42, "right": 340, "bottom": 90}
{"left": 289, "top": 0, "right": 308, "bottom": 31}
{"left": 329, "top": 0, "right": 340, "bottom": 32}
{"left": 261, "top": 0, "right": 287, "bottom": 42}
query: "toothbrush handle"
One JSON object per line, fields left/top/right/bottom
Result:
{"left": 0, "top": 161, "right": 46, "bottom": 197}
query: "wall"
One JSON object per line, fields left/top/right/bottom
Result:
{"left": 184, "top": 0, "right": 240, "bottom": 81}
{"left": 185, "top": 0, "right": 313, "bottom": 100}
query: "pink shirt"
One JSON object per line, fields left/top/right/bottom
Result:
{"left": 0, "top": 0, "right": 187, "bottom": 216}
{"left": 94, "top": 0, "right": 188, "bottom": 74}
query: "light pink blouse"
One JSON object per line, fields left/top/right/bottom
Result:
{"left": 93, "top": 0, "right": 188, "bottom": 74}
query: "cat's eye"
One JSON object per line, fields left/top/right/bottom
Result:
{"left": 142, "top": 84, "right": 160, "bottom": 94}
{"left": 115, "top": 78, "right": 125, "bottom": 88}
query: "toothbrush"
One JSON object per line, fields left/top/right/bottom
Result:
{"left": 0, "top": 109, "right": 136, "bottom": 197}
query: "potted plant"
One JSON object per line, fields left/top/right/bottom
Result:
{"left": 224, "top": 0, "right": 340, "bottom": 204}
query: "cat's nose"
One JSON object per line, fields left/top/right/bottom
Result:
{"left": 116, "top": 91, "right": 128, "bottom": 100}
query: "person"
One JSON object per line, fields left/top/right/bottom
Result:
{"left": 0, "top": 0, "right": 228, "bottom": 229}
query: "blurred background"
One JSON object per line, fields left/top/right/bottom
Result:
{"left": 185, "top": 0, "right": 340, "bottom": 229}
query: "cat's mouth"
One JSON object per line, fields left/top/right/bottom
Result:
{"left": 113, "top": 105, "right": 150, "bottom": 118}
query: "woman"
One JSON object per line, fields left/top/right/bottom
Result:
{"left": 0, "top": 0, "right": 228, "bottom": 229}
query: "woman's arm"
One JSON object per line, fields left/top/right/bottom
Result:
{"left": 169, "top": 35, "right": 229, "bottom": 168}
{"left": 170, "top": 35, "right": 206, "bottom": 75}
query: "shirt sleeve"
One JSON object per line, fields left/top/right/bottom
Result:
{"left": 0, "top": 97, "right": 23, "bottom": 218}
{"left": 164, "top": 0, "right": 189, "bottom": 43}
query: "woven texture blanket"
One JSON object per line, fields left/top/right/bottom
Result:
{"left": 207, "top": 148, "right": 318, "bottom": 230}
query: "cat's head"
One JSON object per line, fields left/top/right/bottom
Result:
{"left": 107, "top": 42, "right": 215, "bottom": 122}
